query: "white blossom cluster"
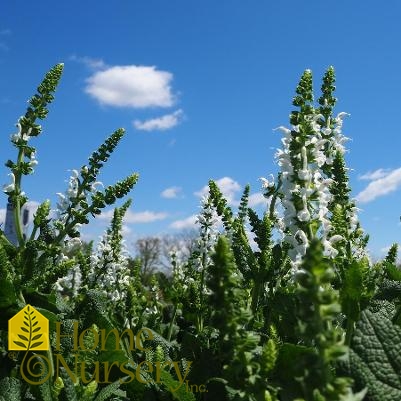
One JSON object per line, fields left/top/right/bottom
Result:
{"left": 54, "top": 169, "right": 81, "bottom": 225}
{"left": 54, "top": 168, "right": 103, "bottom": 230}
{"left": 11, "top": 121, "right": 32, "bottom": 144}
{"left": 3, "top": 122, "right": 38, "bottom": 194}
{"left": 87, "top": 232, "right": 131, "bottom": 304}
{"left": 194, "top": 196, "right": 219, "bottom": 271}
{"left": 170, "top": 249, "right": 195, "bottom": 293}
{"left": 54, "top": 265, "right": 82, "bottom": 298}
{"left": 266, "top": 112, "right": 353, "bottom": 268}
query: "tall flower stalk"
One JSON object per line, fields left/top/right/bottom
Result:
{"left": 269, "top": 67, "right": 365, "bottom": 271}
{"left": 3, "top": 64, "right": 64, "bottom": 247}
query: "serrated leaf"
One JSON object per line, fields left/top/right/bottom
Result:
{"left": 348, "top": 306, "right": 401, "bottom": 401}
{"left": 93, "top": 379, "right": 127, "bottom": 401}
{"left": 160, "top": 370, "right": 196, "bottom": 401}
{"left": 0, "top": 377, "right": 22, "bottom": 401}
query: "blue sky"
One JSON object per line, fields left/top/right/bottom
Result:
{"left": 1, "top": 1, "right": 401, "bottom": 258}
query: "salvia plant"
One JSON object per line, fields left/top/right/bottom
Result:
{"left": 1, "top": 64, "right": 401, "bottom": 401}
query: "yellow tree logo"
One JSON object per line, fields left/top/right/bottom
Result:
{"left": 8, "top": 304, "right": 49, "bottom": 351}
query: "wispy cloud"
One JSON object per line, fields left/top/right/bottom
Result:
{"left": 170, "top": 215, "right": 197, "bottom": 230}
{"left": 358, "top": 168, "right": 392, "bottom": 181}
{"left": 195, "top": 177, "right": 241, "bottom": 206}
{"left": 161, "top": 186, "right": 182, "bottom": 199}
{"left": 134, "top": 109, "right": 183, "bottom": 131}
{"left": 85, "top": 65, "right": 176, "bottom": 108}
{"left": 70, "top": 55, "right": 107, "bottom": 70}
{"left": 98, "top": 209, "right": 168, "bottom": 223}
{"left": 248, "top": 192, "right": 266, "bottom": 208}
{"left": 356, "top": 167, "right": 401, "bottom": 203}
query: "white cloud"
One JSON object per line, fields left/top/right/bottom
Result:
{"left": 195, "top": 177, "right": 241, "bottom": 205}
{"left": 380, "top": 245, "right": 392, "bottom": 254}
{"left": 70, "top": 55, "right": 107, "bottom": 70}
{"left": 356, "top": 167, "right": 401, "bottom": 203}
{"left": 358, "top": 168, "right": 391, "bottom": 181}
{"left": 124, "top": 210, "right": 168, "bottom": 223}
{"left": 134, "top": 109, "right": 183, "bottom": 131}
{"left": 248, "top": 193, "right": 266, "bottom": 208}
{"left": 122, "top": 224, "right": 132, "bottom": 235}
{"left": 98, "top": 209, "right": 168, "bottom": 224}
{"left": 170, "top": 215, "right": 197, "bottom": 230}
{"left": 161, "top": 186, "right": 182, "bottom": 199}
{"left": 85, "top": 65, "right": 175, "bottom": 108}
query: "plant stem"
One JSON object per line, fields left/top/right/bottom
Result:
{"left": 13, "top": 148, "right": 26, "bottom": 247}
{"left": 345, "top": 318, "right": 354, "bottom": 346}
{"left": 167, "top": 304, "right": 178, "bottom": 342}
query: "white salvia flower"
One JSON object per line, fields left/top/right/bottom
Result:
{"left": 274, "top": 126, "right": 292, "bottom": 137}
{"left": 297, "top": 186, "right": 315, "bottom": 198}
{"left": 10, "top": 122, "right": 31, "bottom": 143}
{"left": 322, "top": 238, "right": 339, "bottom": 258}
{"left": 90, "top": 181, "right": 104, "bottom": 192}
{"left": 321, "top": 127, "right": 332, "bottom": 136}
{"left": 298, "top": 170, "right": 311, "bottom": 181}
{"left": 297, "top": 196, "right": 311, "bottom": 222}
{"left": 259, "top": 174, "right": 275, "bottom": 189}
{"left": 298, "top": 147, "right": 311, "bottom": 181}
{"left": 54, "top": 265, "right": 82, "bottom": 297}
{"left": 297, "top": 208, "right": 311, "bottom": 222}
{"left": 329, "top": 235, "right": 343, "bottom": 244}
{"left": 294, "top": 230, "right": 308, "bottom": 256}
{"left": 321, "top": 217, "right": 333, "bottom": 235}
{"left": 10, "top": 123, "right": 23, "bottom": 143}
{"left": 335, "top": 112, "right": 350, "bottom": 121}
{"left": 194, "top": 196, "right": 219, "bottom": 271}
{"left": 64, "top": 237, "right": 82, "bottom": 253}
{"left": 295, "top": 229, "right": 308, "bottom": 245}
{"left": 282, "top": 199, "right": 297, "bottom": 218}
{"left": 3, "top": 173, "right": 16, "bottom": 193}
{"left": 87, "top": 227, "right": 131, "bottom": 304}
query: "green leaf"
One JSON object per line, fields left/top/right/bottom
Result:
{"left": 93, "top": 379, "right": 127, "bottom": 401}
{"left": 159, "top": 370, "right": 196, "bottom": 401}
{"left": 59, "top": 367, "right": 78, "bottom": 401}
{"left": 348, "top": 305, "right": 401, "bottom": 400}
{"left": 0, "top": 377, "right": 22, "bottom": 401}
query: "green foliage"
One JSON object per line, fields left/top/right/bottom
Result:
{"left": 2, "top": 63, "right": 401, "bottom": 401}
{"left": 344, "top": 303, "right": 401, "bottom": 401}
